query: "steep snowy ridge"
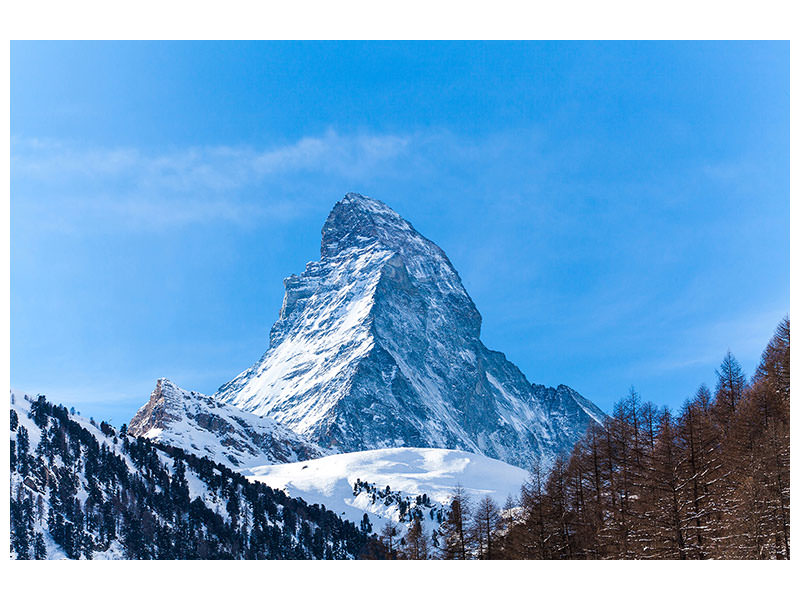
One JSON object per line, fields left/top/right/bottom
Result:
{"left": 128, "top": 378, "right": 325, "bottom": 470}
{"left": 215, "top": 193, "right": 605, "bottom": 469}
{"left": 215, "top": 241, "right": 393, "bottom": 438}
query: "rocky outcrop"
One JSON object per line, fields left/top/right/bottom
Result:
{"left": 129, "top": 378, "right": 324, "bottom": 470}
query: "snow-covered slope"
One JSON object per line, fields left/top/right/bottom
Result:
{"left": 247, "top": 447, "right": 529, "bottom": 535}
{"left": 128, "top": 378, "right": 325, "bottom": 470}
{"left": 10, "top": 391, "right": 372, "bottom": 560}
{"left": 216, "top": 192, "right": 604, "bottom": 470}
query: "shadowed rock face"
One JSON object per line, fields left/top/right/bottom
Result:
{"left": 129, "top": 378, "right": 324, "bottom": 470}
{"left": 214, "top": 193, "right": 605, "bottom": 470}
{"left": 129, "top": 379, "right": 181, "bottom": 432}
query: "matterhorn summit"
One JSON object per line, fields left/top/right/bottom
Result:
{"left": 214, "top": 193, "right": 604, "bottom": 469}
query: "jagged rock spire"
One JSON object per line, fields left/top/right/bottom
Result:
{"left": 216, "top": 193, "right": 604, "bottom": 470}
{"left": 321, "top": 192, "right": 414, "bottom": 258}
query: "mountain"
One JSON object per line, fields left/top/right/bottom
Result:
{"left": 246, "top": 447, "right": 530, "bottom": 539}
{"left": 215, "top": 193, "right": 604, "bottom": 470}
{"left": 128, "top": 378, "right": 325, "bottom": 470}
{"left": 10, "top": 392, "right": 376, "bottom": 559}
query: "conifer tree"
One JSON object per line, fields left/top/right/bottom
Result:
{"left": 714, "top": 351, "right": 746, "bottom": 434}
{"left": 402, "top": 516, "right": 428, "bottom": 559}
{"left": 676, "top": 386, "right": 718, "bottom": 558}
{"left": 439, "top": 484, "right": 471, "bottom": 559}
{"left": 507, "top": 460, "right": 550, "bottom": 559}
{"left": 471, "top": 496, "right": 501, "bottom": 559}
{"left": 34, "top": 532, "right": 47, "bottom": 559}
{"left": 380, "top": 522, "right": 398, "bottom": 558}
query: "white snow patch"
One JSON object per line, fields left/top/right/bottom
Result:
{"left": 246, "top": 447, "right": 528, "bottom": 531}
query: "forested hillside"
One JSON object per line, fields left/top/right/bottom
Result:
{"left": 421, "top": 319, "right": 790, "bottom": 560}
{"left": 483, "top": 318, "right": 789, "bottom": 559}
{"left": 10, "top": 393, "right": 381, "bottom": 559}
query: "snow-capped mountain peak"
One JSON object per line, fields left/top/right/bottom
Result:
{"left": 321, "top": 192, "right": 417, "bottom": 257}
{"left": 215, "top": 193, "right": 604, "bottom": 470}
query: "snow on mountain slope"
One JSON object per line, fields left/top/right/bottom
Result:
{"left": 216, "top": 192, "right": 605, "bottom": 470}
{"left": 246, "top": 447, "right": 529, "bottom": 534}
{"left": 128, "top": 378, "right": 325, "bottom": 470}
{"left": 11, "top": 392, "right": 121, "bottom": 559}
{"left": 10, "top": 392, "right": 371, "bottom": 559}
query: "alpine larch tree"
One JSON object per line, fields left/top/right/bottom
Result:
{"left": 495, "top": 318, "right": 790, "bottom": 560}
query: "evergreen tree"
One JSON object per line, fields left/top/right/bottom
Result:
{"left": 34, "top": 532, "right": 47, "bottom": 559}
{"left": 360, "top": 513, "right": 372, "bottom": 534}
{"left": 16, "top": 425, "right": 30, "bottom": 455}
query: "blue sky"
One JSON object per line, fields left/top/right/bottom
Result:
{"left": 11, "top": 41, "right": 789, "bottom": 425}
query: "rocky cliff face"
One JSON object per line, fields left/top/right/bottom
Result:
{"left": 215, "top": 193, "right": 604, "bottom": 469}
{"left": 129, "top": 378, "right": 324, "bottom": 470}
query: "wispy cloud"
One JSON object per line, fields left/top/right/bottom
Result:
{"left": 11, "top": 130, "right": 414, "bottom": 230}
{"left": 13, "top": 130, "right": 413, "bottom": 186}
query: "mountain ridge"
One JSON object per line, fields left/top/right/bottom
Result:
{"left": 213, "top": 193, "right": 604, "bottom": 469}
{"left": 128, "top": 378, "right": 325, "bottom": 469}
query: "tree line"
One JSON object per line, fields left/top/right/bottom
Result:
{"left": 414, "top": 318, "right": 790, "bottom": 560}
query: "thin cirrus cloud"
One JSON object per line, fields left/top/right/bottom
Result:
{"left": 12, "top": 130, "right": 413, "bottom": 186}
{"left": 10, "top": 130, "right": 415, "bottom": 230}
